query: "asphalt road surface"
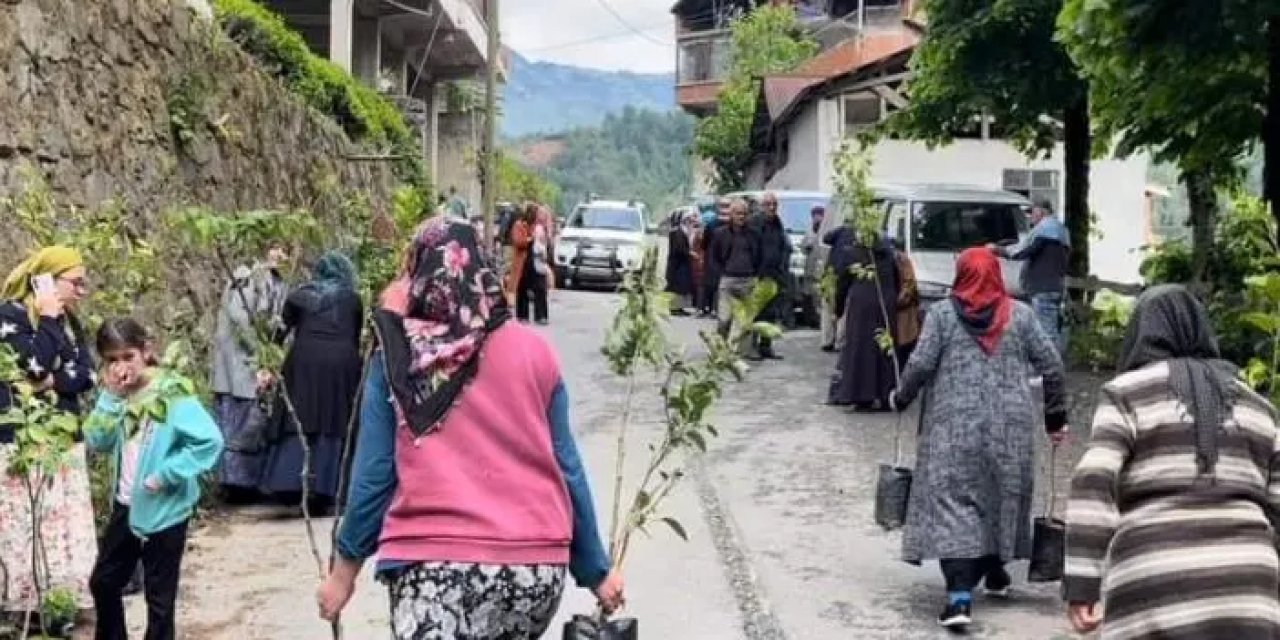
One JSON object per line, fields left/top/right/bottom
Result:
{"left": 127, "top": 287, "right": 1097, "bottom": 639}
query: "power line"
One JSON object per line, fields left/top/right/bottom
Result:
{"left": 592, "top": 0, "right": 670, "bottom": 46}
{"left": 518, "top": 6, "right": 728, "bottom": 54}
{"left": 521, "top": 24, "right": 671, "bottom": 53}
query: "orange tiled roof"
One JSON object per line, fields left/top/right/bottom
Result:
{"left": 794, "top": 30, "right": 919, "bottom": 78}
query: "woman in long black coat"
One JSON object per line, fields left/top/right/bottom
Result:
{"left": 665, "top": 210, "right": 697, "bottom": 315}
{"left": 827, "top": 237, "right": 900, "bottom": 410}
{"left": 259, "top": 251, "right": 363, "bottom": 512}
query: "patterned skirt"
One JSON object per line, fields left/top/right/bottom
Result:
{"left": 0, "top": 443, "right": 98, "bottom": 611}
{"left": 382, "top": 561, "right": 566, "bottom": 640}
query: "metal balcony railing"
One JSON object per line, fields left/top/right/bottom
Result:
{"left": 677, "top": 29, "right": 731, "bottom": 86}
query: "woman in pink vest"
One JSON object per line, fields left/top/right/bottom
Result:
{"left": 316, "top": 217, "right": 624, "bottom": 639}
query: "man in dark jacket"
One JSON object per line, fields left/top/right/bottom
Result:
{"left": 698, "top": 198, "right": 731, "bottom": 317}
{"left": 988, "top": 198, "right": 1070, "bottom": 353}
{"left": 711, "top": 199, "right": 762, "bottom": 356}
{"left": 751, "top": 192, "right": 792, "bottom": 359}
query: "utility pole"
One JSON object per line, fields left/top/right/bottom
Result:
{"left": 481, "top": 0, "right": 500, "bottom": 248}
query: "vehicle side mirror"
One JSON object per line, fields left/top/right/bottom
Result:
{"left": 646, "top": 223, "right": 659, "bottom": 234}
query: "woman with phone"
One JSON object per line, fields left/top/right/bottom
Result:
{"left": 0, "top": 246, "right": 98, "bottom": 616}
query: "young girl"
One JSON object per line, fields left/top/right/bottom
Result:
{"left": 85, "top": 318, "right": 224, "bottom": 640}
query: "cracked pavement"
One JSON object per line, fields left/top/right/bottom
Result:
{"left": 128, "top": 288, "right": 1097, "bottom": 639}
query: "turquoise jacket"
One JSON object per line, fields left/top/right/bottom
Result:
{"left": 85, "top": 382, "right": 224, "bottom": 537}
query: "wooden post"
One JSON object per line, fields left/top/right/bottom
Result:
{"left": 481, "top": 0, "right": 501, "bottom": 248}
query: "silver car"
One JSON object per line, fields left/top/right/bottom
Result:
{"left": 812, "top": 183, "right": 1032, "bottom": 307}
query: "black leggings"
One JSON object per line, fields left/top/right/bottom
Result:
{"left": 517, "top": 263, "right": 548, "bottom": 322}
{"left": 940, "top": 555, "right": 1004, "bottom": 593}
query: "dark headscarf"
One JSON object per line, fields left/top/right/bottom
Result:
{"left": 949, "top": 248, "right": 1012, "bottom": 355}
{"left": 373, "top": 218, "right": 511, "bottom": 438}
{"left": 1117, "top": 284, "right": 1238, "bottom": 475}
{"left": 311, "top": 250, "right": 357, "bottom": 293}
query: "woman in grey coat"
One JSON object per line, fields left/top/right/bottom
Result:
{"left": 211, "top": 244, "right": 288, "bottom": 500}
{"left": 889, "top": 248, "right": 1067, "bottom": 630}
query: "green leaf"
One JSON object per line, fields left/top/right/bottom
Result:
{"left": 659, "top": 517, "right": 689, "bottom": 541}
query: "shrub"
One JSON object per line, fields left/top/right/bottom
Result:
{"left": 210, "top": 0, "right": 426, "bottom": 188}
{"left": 1068, "top": 290, "right": 1134, "bottom": 371}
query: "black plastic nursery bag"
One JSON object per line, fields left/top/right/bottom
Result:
{"left": 1027, "top": 515, "right": 1066, "bottom": 583}
{"left": 563, "top": 615, "right": 639, "bottom": 640}
{"left": 873, "top": 463, "right": 913, "bottom": 530}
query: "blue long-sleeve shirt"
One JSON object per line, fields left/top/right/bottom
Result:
{"left": 336, "top": 351, "right": 611, "bottom": 589}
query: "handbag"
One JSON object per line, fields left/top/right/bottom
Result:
{"left": 873, "top": 408, "right": 913, "bottom": 530}
{"left": 1028, "top": 443, "right": 1066, "bottom": 583}
{"left": 562, "top": 614, "right": 638, "bottom": 640}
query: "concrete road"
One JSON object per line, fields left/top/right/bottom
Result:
{"left": 128, "top": 288, "right": 1095, "bottom": 639}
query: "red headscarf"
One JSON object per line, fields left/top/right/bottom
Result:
{"left": 950, "top": 248, "right": 1012, "bottom": 355}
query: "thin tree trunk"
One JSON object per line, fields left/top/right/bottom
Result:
{"left": 1063, "top": 94, "right": 1091, "bottom": 281}
{"left": 1183, "top": 168, "right": 1218, "bottom": 284}
{"left": 1266, "top": 13, "right": 1280, "bottom": 236}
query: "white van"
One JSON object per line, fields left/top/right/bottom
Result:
{"left": 812, "top": 183, "right": 1032, "bottom": 306}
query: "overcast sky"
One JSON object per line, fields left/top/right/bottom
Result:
{"left": 502, "top": 0, "right": 676, "bottom": 74}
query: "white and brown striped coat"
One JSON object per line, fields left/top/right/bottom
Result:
{"left": 1065, "top": 361, "right": 1280, "bottom": 640}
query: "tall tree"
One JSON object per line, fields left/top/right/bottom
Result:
{"left": 891, "top": 0, "right": 1092, "bottom": 278}
{"left": 693, "top": 5, "right": 818, "bottom": 192}
{"left": 1058, "top": 0, "right": 1273, "bottom": 259}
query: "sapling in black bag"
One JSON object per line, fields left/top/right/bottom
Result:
{"left": 1028, "top": 443, "right": 1066, "bottom": 583}
{"left": 562, "top": 614, "right": 638, "bottom": 640}
{"left": 874, "top": 409, "right": 912, "bottom": 530}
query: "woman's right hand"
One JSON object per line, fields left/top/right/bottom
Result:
{"left": 34, "top": 290, "right": 63, "bottom": 318}
{"left": 593, "top": 569, "right": 626, "bottom": 614}
{"left": 1068, "top": 601, "right": 1101, "bottom": 634}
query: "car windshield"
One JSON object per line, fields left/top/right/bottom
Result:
{"left": 911, "top": 201, "right": 1028, "bottom": 250}
{"left": 568, "top": 206, "right": 643, "bottom": 232}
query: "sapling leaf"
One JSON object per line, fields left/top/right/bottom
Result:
{"left": 659, "top": 517, "right": 689, "bottom": 541}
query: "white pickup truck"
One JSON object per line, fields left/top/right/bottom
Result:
{"left": 553, "top": 199, "right": 650, "bottom": 289}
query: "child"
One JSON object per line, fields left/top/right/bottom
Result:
{"left": 85, "top": 318, "right": 224, "bottom": 640}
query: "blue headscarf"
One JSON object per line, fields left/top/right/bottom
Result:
{"left": 312, "top": 250, "right": 357, "bottom": 293}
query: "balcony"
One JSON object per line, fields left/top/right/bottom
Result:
{"left": 676, "top": 29, "right": 730, "bottom": 114}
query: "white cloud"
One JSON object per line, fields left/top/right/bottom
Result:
{"left": 502, "top": 0, "right": 676, "bottom": 74}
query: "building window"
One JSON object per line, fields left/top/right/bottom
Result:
{"left": 1003, "top": 169, "right": 1060, "bottom": 213}
{"left": 843, "top": 94, "right": 882, "bottom": 137}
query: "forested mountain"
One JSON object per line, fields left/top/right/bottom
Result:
{"left": 532, "top": 107, "right": 697, "bottom": 217}
{"left": 501, "top": 51, "right": 675, "bottom": 137}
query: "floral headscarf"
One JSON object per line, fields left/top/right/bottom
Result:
{"left": 374, "top": 217, "right": 510, "bottom": 437}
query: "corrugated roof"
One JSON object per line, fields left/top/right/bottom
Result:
{"left": 763, "top": 75, "right": 825, "bottom": 119}
{"left": 793, "top": 30, "right": 918, "bottom": 78}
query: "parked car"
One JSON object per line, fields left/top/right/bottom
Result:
{"left": 810, "top": 183, "right": 1032, "bottom": 310}
{"left": 554, "top": 199, "right": 651, "bottom": 289}
{"left": 724, "top": 190, "right": 831, "bottom": 327}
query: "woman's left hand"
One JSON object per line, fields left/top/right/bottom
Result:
{"left": 143, "top": 475, "right": 164, "bottom": 493}
{"left": 1068, "top": 601, "right": 1101, "bottom": 634}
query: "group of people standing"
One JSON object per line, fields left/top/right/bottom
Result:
{"left": 0, "top": 207, "right": 625, "bottom": 639}
{"left": 0, "top": 246, "right": 224, "bottom": 639}
{"left": 664, "top": 193, "right": 794, "bottom": 361}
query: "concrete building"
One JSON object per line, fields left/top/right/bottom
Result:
{"left": 743, "top": 19, "right": 1153, "bottom": 284}
{"left": 261, "top": 0, "right": 500, "bottom": 204}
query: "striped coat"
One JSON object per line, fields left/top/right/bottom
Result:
{"left": 1064, "top": 362, "right": 1280, "bottom": 639}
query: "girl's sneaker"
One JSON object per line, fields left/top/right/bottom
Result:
{"left": 938, "top": 602, "right": 972, "bottom": 629}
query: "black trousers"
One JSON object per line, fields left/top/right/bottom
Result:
{"left": 701, "top": 272, "right": 720, "bottom": 313}
{"left": 939, "top": 555, "right": 1004, "bottom": 593}
{"left": 91, "top": 504, "right": 189, "bottom": 640}
{"left": 516, "top": 264, "right": 548, "bottom": 322}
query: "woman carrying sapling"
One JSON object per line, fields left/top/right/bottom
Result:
{"left": 317, "top": 217, "right": 623, "bottom": 639}
{"left": 84, "top": 318, "right": 224, "bottom": 640}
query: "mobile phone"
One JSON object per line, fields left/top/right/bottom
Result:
{"left": 30, "top": 273, "right": 55, "bottom": 295}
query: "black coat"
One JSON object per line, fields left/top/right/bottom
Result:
{"left": 0, "top": 301, "right": 95, "bottom": 442}
{"left": 665, "top": 229, "right": 695, "bottom": 296}
{"left": 752, "top": 214, "right": 792, "bottom": 281}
